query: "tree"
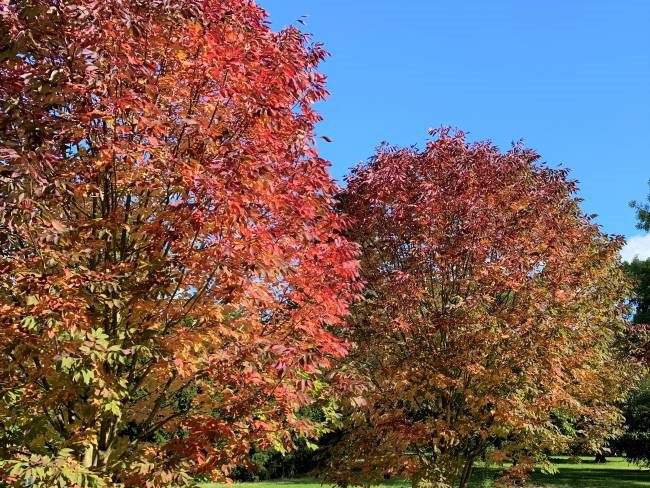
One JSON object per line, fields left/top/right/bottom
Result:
{"left": 625, "top": 258, "right": 650, "bottom": 325}
{"left": 615, "top": 182, "right": 650, "bottom": 465}
{"left": 0, "top": 1, "right": 359, "bottom": 486}
{"left": 630, "top": 180, "right": 650, "bottom": 233}
{"left": 626, "top": 180, "right": 650, "bottom": 325}
{"left": 616, "top": 377, "right": 650, "bottom": 467}
{"left": 326, "top": 130, "right": 633, "bottom": 488}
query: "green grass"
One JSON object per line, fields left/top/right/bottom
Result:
{"left": 520, "top": 456, "right": 650, "bottom": 488}
{"left": 200, "top": 457, "right": 650, "bottom": 488}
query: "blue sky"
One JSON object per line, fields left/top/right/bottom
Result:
{"left": 259, "top": 0, "right": 650, "bottom": 256}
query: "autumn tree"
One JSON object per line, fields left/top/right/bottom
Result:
{"left": 326, "top": 130, "right": 633, "bottom": 488}
{"left": 0, "top": 1, "right": 359, "bottom": 486}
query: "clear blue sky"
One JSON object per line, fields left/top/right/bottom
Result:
{"left": 259, "top": 0, "right": 649, "bottom": 241}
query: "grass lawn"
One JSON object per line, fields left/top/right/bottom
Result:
{"left": 525, "top": 457, "right": 650, "bottom": 488}
{"left": 200, "top": 457, "right": 650, "bottom": 488}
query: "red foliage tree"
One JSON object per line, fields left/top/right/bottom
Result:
{"left": 327, "top": 130, "right": 633, "bottom": 488}
{"left": 0, "top": 1, "right": 359, "bottom": 486}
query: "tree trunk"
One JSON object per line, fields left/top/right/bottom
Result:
{"left": 82, "top": 443, "right": 96, "bottom": 468}
{"left": 457, "top": 456, "right": 475, "bottom": 488}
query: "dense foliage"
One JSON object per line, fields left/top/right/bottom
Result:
{"left": 0, "top": 0, "right": 643, "bottom": 485}
{"left": 327, "top": 130, "right": 634, "bottom": 488}
{"left": 617, "top": 181, "right": 650, "bottom": 466}
{"left": 0, "top": 1, "right": 359, "bottom": 486}
{"left": 631, "top": 181, "right": 650, "bottom": 233}
{"left": 626, "top": 259, "right": 650, "bottom": 325}
{"left": 626, "top": 180, "right": 650, "bottom": 326}
{"left": 617, "top": 378, "right": 650, "bottom": 467}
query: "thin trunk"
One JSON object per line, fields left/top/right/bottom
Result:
{"left": 457, "top": 456, "right": 475, "bottom": 488}
{"left": 97, "top": 415, "right": 118, "bottom": 468}
{"left": 82, "top": 443, "right": 96, "bottom": 468}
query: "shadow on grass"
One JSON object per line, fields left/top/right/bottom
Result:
{"left": 469, "top": 465, "right": 650, "bottom": 488}
{"left": 530, "top": 468, "right": 650, "bottom": 488}
{"left": 200, "top": 460, "right": 650, "bottom": 488}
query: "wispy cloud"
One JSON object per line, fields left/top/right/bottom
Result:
{"left": 621, "top": 234, "right": 650, "bottom": 262}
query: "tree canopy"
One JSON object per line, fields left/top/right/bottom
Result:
{"left": 631, "top": 181, "right": 650, "bottom": 233}
{"left": 0, "top": 1, "right": 359, "bottom": 486}
{"left": 616, "top": 181, "right": 650, "bottom": 467}
{"left": 326, "top": 130, "right": 633, "bottom": 488}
